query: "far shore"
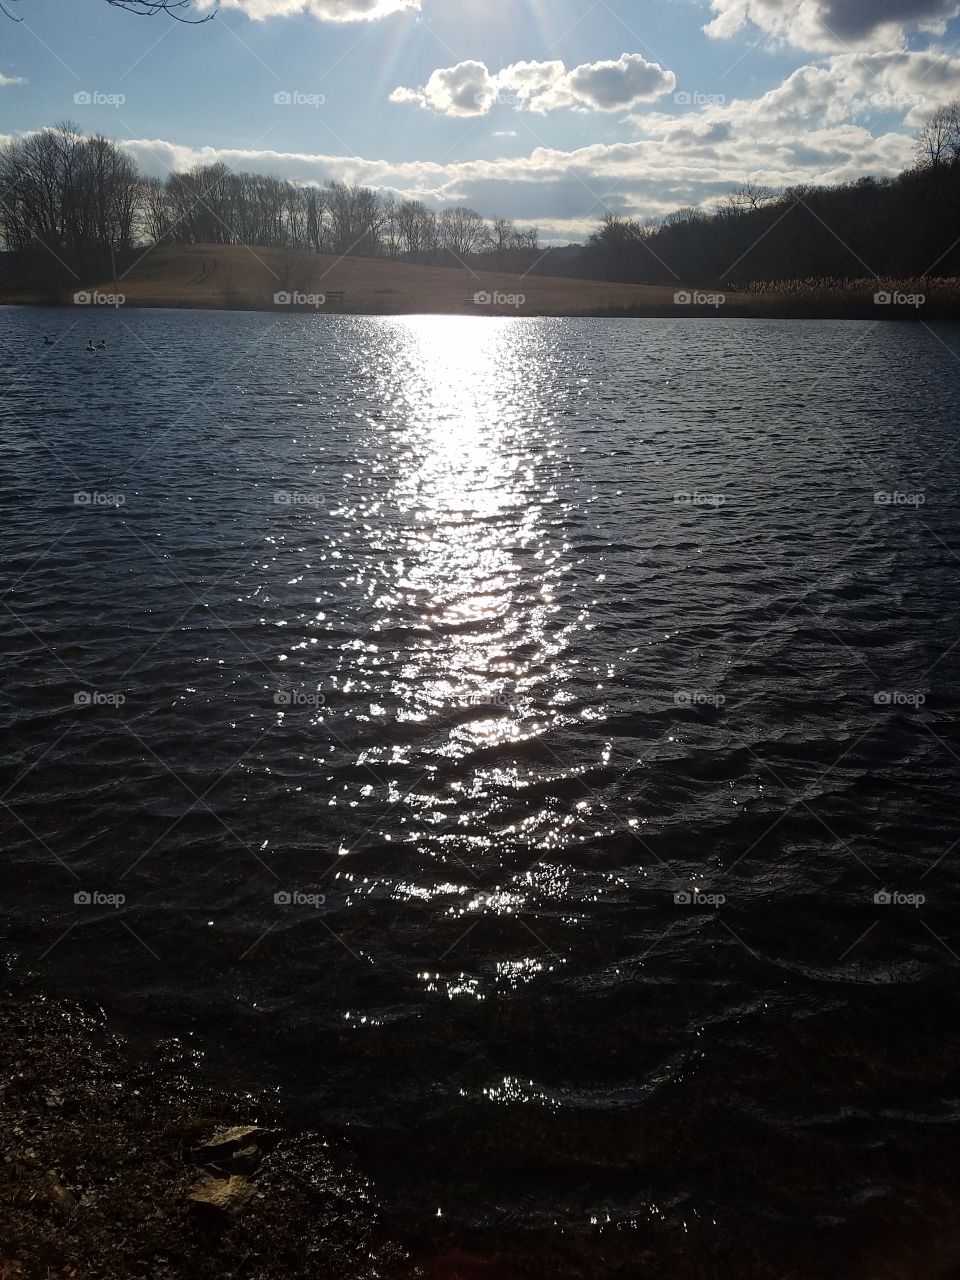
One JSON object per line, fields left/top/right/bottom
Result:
{"left": 2, "top": 243, "right": 958, "bottom": 321}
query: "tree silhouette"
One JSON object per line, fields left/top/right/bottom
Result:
{"left": 1, "top": 0, "right": 215, "bottom": 18}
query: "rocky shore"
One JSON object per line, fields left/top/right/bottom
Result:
{"left": 0, "top": 996, "right": 414, "bottom": 1280}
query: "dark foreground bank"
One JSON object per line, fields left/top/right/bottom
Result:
{"left": 0, "top": 998, "right": 520, "bottom": 1280}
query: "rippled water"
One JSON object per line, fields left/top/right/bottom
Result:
{"left": 4, "top": 308, "right": 960, "bottom": 1278}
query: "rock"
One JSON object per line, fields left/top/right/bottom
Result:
{"left": 197, "top": 1124, "right": 277, "bottom": 1173}
{"left": 45, "top": 1173, "right": 77, "bottom": 1214}
{"left": 187, "top": 1173, "right": 257, "bottom": 1214}
{"left": 199, "top": 1125, "right": 266, "bottom": 1152}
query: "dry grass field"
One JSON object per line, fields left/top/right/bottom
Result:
{"left": 0, "top": 243, "right": 678, "bottom": 315}
{"left": 2, "top": 243, "right": 957, "bottom": 318}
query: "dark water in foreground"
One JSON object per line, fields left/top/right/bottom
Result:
{"left": 3, "top": 308, "right": 960, "bottom": 1277}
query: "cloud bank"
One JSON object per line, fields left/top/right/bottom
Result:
{"left": 391, "top": 53, "right": 677, "bottom": 117}
{"left": 704, "top": 0, "right": 960, "bottom": 52}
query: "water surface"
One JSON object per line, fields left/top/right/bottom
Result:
{"left": 3, "top": 309, "right": 960, "bottom": 1278}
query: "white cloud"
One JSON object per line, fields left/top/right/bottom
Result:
{"left": 390, "top": 60, "right": 496, "bottom": 116}
{"left": 704, "top": 0, "right": 960, "bottom": 52}
{"left": 0, "top": 74, "right": 26, "bottom": 87}
{"left": 560, "top": 53, "right": 679, "bottom": 110}
{"left": 202, "top": 0, "right": 418, "bottom": 21}
{"left": 391, "top": 53, "right": 676, "bottom": 117}
{"left": 652, "top": 50, "right": 960, "bottom": 134}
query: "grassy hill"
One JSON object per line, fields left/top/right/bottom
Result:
{"left": 1, "top": 243, "right": 957, "bottom": 318}
{"left": 0, "top": 243, "right": 681, "bottom": 316}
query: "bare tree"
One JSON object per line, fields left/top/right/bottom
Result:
{"left": 395, "top": 199, "right": 437, "bottom": 259}
{"left": 0, "top": 122, "right": 141, "bottom": 252}
{"left": 2, "top": 0, "right": 215, "bottom": 18}
{"left": 914, "top": 102, "right": 960, "bottom": 170}
{"left": 304, "top": 186, "right": 327, "bottom": 253}
{"left": 438, "top": 206, "right": 491, "bottom": 259}
{"left": 723, "top": 181, "right": 780, "bottom": 218}
{"left": 490, "top": 216, "right": 514, "bottom": 265}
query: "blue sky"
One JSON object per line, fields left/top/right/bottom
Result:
{"left": 3, "top": 0, "right": 960, "bottom": 239}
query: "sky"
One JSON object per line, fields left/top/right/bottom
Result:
{"left": 2, "top": 0, "right": 960, "bottom": 241}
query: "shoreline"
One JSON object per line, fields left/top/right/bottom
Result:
{"left": 0, "top": 994, "right": 521, "bottom": 1280}
{"left": 3, "top": 242, "right": 958, "bottom": 322}
{"left": 3, "top": 298, "right": 958, "bottom": 321}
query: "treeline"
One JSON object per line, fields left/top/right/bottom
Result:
{"left": 8, "top": 112, "right": 960, "bottom": 293}
{"left": 581, "top": 105, "right": 960, "bottom": 287}
{"left": 0, "top": 122, "right": 543, "bottom": 281}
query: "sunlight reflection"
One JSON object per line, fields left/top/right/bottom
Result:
{"left": 368, "top": 317, "right": 570, "bottom": 754}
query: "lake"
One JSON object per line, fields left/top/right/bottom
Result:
{"left": 3, "top": 307, "right": 960, "bottom": 1278}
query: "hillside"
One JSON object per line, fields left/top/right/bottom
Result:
{"left": 0, "top": 243, "right": 680, "bottom": 316}
{"left": 2, "top": 244, "right": 957, "bottom": 318}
